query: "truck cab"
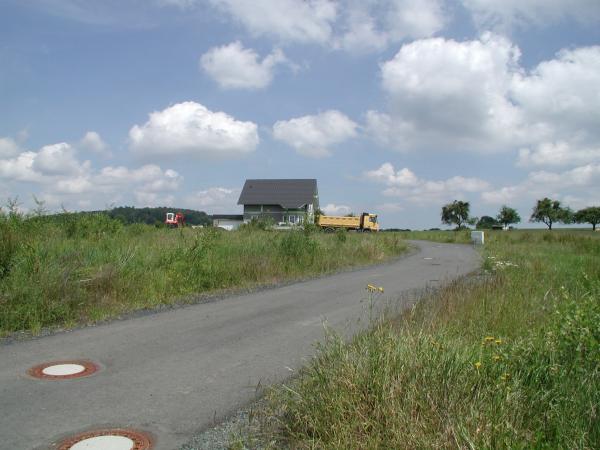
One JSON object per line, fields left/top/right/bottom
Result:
{"left": 361, "top": 213, "right": 379, "bottom": 232}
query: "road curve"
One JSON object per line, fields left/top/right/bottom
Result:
{"left": 0, "top": 240, "right": 480, "bottom": 450}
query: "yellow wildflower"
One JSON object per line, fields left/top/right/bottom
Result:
{"left": 493, "top": 355, "right": 501, "bottom": 362}
{"left": 500, "top": 373, "right": 510, "bottom": 381}
{"left": 484, "top": 336, "right": 495, "bottom": 343}
{"left": 367, "top": 284, "right": 376, "bottom": 292}
{"left": 378, "top": 287, "right": 384, "bottom": 293}
{"left": 495, "top": 339, "right": 502, "bottom": 345}
{"left": 474, "top": 361, "right": 482, "bottom": 370}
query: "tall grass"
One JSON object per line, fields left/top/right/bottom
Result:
{"left": 0, "top": 213, "right": 406, "bottom": 336}
{"left": 255, "top": 231, "right": 599, "bottom": 449}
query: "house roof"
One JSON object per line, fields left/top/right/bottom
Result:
{"left": 237, "top": 179, "right": 318, "bottom": 209}
{"left": 212, "top": 214, "right": 244, "bottom": 221}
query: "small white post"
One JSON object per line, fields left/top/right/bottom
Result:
{"left": 471, "top": 231, "right": 485, "bottom": 245}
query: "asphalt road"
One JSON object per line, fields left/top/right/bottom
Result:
{"left": 0, "top": 240, "right": 480, "bottom": 450}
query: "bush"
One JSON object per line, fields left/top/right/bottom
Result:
{"left": 279, "top": 231, "right": 318, "bottom": 259}
{"left": 0, "top": 215, "right": 22, "bottom": 279}
{"left": 335, "top": 228, "right": 347, "bottom": 243}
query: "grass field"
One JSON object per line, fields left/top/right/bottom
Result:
{"left": 0, "top": 213, "right": 407, "bottom": 336}
{"left": 243, "top": 230, "right": 600, "bottom": 449}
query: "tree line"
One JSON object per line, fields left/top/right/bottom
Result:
{"left": 441, "top": 198, "right": 600, "bottom": 231}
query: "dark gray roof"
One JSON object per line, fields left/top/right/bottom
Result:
{"left": 237, "top": 179, "right": 318, "bottom": 209}
{"left": 212, "top": 214, "right": 244, "bottom": 220}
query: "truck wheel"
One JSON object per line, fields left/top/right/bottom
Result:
{"left": 325, "top": 227, "right": 335, "bottom": 233}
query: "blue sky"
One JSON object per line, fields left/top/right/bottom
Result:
{"left": 1, "top": 0, "right": 599, "bottom": 229}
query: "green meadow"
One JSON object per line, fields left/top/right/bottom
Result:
{"left": 0, "top": 212, "right": 406, "bottom": 336}
{"left": 243, "top": 230, "right": 600, "bottom": 449}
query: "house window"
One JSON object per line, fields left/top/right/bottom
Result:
{"left": 288, "top": 215, "right": 298, "bottom": 224}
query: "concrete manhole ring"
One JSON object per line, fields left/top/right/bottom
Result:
{"left": 27, "top": 360, "right": 99, "bottom": 380}
{"left": 57, "top": 428, "right": 153, "bottom": 450}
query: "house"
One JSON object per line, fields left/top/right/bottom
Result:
{"left": 212, "top": 214, "right": 244, "bottom": 231}
{"left": 237, "top": 179, "right": 319, "bottom": 225}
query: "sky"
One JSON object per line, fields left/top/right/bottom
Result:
{"left": 1, "top": 0, "right": 599, "bottom": 229}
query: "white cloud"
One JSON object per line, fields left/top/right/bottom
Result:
{"left": 511, "top": 46, "right": 600, "bottom": 158}
{"left": 365, "top": 162, "right": 419, "bottom": 187}
{"left": 322, "top": 203, "right": 352, "bottom": 215}
{"left": 335, "top": 0, "right": 446, "bottom": 52}
{"left": 201, "top": 41, "right": 289, "bottom": 90}
{"left": 366, "top": 162, "right": 490, "bottom": 206}
{"left": 79, "top": 131, "right": 109, "bottom": 155}
{"left": 517, "top": 142, "right": 600, "bottom": 168}
{"left": 206, "top": 0, "right": 445, "bottom": 52}
{"left": 368, "top": 35, "right": 600, "bottom": 170}
{"left": 0, "top": 138, "right": 183, "bottom": 207}
{"left": 377, "top": 203, "right": 404, "bottom": 213}
{"left": 184, "top": 187, "right": 240, "bottom": 213}
{"left": 482, "top": 163, "right": 600, "bottom": 207}
{"left": 54, "top": 176, "right": 95, "bottom": 195}
{"left": 461, "top": 0, "right": 600, "bottom": 31}
{"left": 273, "top": 110, "right": 358, "bottom": 157}
{"left": 129, "top": 101, "right": 259, "bottom": 157}
{"left": 134, "top": 192, "right": 176, "bottom": 207}
{"left": 209, "top": 0, "right": 337, "bottom": 44}
{"left": 0, "top": 137, "right": 20, "bottom": 158}
{"left": 369, "top": 33, "right": 523, "bottom": 153}
{"left": 0, "top": 152, "right": 40, "bottom": 183}
{"left": 32, "top": 143, "right": 89, "bottom": 176}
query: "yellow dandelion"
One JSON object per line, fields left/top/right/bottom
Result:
{"left": 367, "top": 284, "right": 376, "bottom": 292}
{"left": 500, "top": 373, "right": 510, "bottom": 381}
{"left": 493, "top": 355, "right": 501, "bottom": 361}
{"left": 378, "top": 287, "right": 384, "bottom": 293}
{"left": 484, "top": 336, "right": 495, "bottom": 343}
{"left": 495, "top": 339, "right": 502, "bottom": 345}
{"left": 474, "top": 361, "right": 482, "bottom": 370}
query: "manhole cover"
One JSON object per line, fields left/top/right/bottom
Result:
{"left": 57, "top": 428, "right": 152, "bottom": 450}
{"left": 28, "top": 360, "right": 99, "bottom": 380}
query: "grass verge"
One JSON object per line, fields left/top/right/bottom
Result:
{"left": 240, "top": 230, "right": 599, "bottom": 449}
{"left": 0, "top": 213, "right": 407, "bottom": 336}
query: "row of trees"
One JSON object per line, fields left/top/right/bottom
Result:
{"left": 441, "top": 199, "right": 600, "bottom": 231}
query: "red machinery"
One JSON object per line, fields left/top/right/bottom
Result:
{"left": 165, "top": 212, "right": 185, "bottom": 228}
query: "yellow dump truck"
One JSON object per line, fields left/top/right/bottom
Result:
{"left": 317, "top": 213, "right": 379, "bottom": 232}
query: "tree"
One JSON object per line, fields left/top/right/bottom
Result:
{"left": 476, "top": 215, "right": 498, "bottom": 229}
{"left": 497, "top": 205, "right": 521, "bottom": 229}
{"left": 530, "top": 198, "right": 572, "bottom": 230}
{"left": 574, "top": 206, "right": 600, "bottom": 231}
{"left": 441, "top": 200, "right": 475, "bottom": 229}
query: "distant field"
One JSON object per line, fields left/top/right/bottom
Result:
{"left": 0, "top": 213, "right": 407, "bottom": 336}
{"left": 246, "top": 230, "right": 600, "bottom": 449}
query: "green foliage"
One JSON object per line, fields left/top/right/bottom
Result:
{"left": 0, "top": 214, "right": 22, "bottom": 279}
{"left": 574, "top": 206, "right": 600, "bottom": 231}
{"left": 335, "top": 227, "right": 347, "bottom": 243}
{"left": 257, "top": 230, "right": 600, "bottom": 449}
{"left": 239, "top": 217, "right": 275, "bottom": 231}
{"left": 0, "top": 218, "right": 407, "bottom": 335}
{"left": 441, "top": 200, "right": 474, "bottom": 229}
{"left": 302, "top": 221, "right": 320, "bottom": 235}
{"left": 279, "top": 231, "right": 318, "bottom": 260}
{"left": 476, "top": 215, "right": 499, "bottom": 229}
{"left": 106, "top": 206, "right": 211, "bottom": 226}
{"left": 530, "top": 197, "right": 573, "bottom": 230}
{"left": 497, "top": 205, "right": 521, "bottom": 228}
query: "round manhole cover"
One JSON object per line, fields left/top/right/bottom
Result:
{"left": 28, "top": 360, "right": 99, "bottom": 380}
{"left": 57, "top": 429, "right": 152, "bottom": 450}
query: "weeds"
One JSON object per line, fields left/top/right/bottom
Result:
{"left": 0, "top": 213, "right": 407, "bottom": 335}
{"left": 253, "top": 230, "right": 600, "bottom": 449}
